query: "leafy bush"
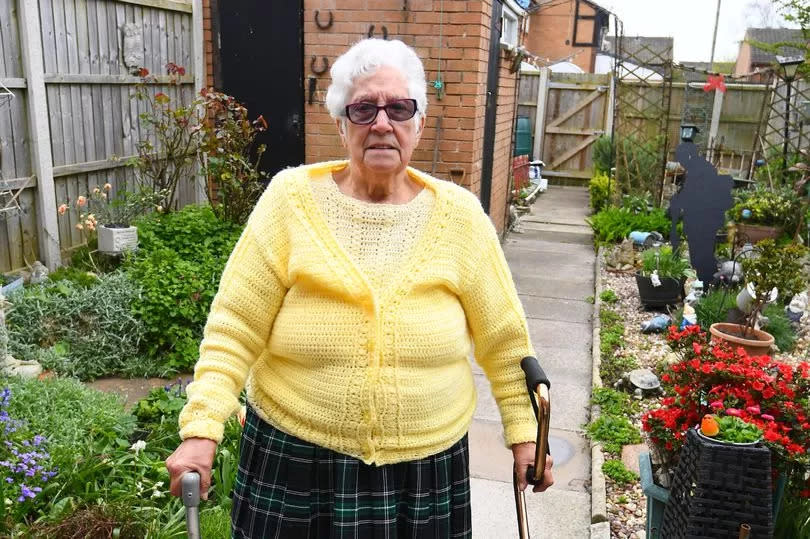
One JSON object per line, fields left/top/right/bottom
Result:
{"left": 589, "top": 173, "right": 615, "bottom": 212}
{"left": 587, "top": 206, "right": 671, "bottom": 244}
{"left": 6, "top": 273, "right": 151, "bottom": 380}
{"left": 614, "top": 135, "right": 665, "bottom": 199}
{"left": 127, "top": 205, "right": 243, "bottom": 373}
{"left": 586, "top": 415, "right": 642, "bottom": 453}
{"left": 599, "top": 289, "right": 618, "bottom": 304}
{"left": 602, "top": 459, "right": 638, "bottom": 484}
{"left": 592, "top": 135, "right": 614, "bottom": 175}
{"left": 729, "top": 186, "right": 801, "bottom": 232}
{"left": 763, "top": 303, "right": 797, "bottom": 353}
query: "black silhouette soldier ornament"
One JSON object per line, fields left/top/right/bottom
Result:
{"left": 667, "top": 137, "right": 733, "bottom": 285}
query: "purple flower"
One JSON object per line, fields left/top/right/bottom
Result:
{"left": 5, "top": 477, "right": 12, "bottom": 483}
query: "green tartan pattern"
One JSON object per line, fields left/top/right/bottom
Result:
{"left": 231, "top": 405, "right": 472, "bottom": 538}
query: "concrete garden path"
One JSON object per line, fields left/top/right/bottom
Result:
{"left": 469, "top": 186, "right": 597, "bottom": 538}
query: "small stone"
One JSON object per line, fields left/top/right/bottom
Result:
{"left": 625, "top": 502, "right": 637, "bottom": 511}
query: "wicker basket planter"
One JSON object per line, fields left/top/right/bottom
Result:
{"left": 661, "top": 428, "right": 773, "bottom": 538}
{"left": 735, "top": 223, "right": 782, "bottom": 244}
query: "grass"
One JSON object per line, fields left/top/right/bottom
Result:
{"left": 763, "top": 303, "right": 797, "bottom": 353}
{"left": 602, "top": 459, "right": 639, "bottom": 484}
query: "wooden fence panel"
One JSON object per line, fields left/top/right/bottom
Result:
{"left": 0, "top": 0, "right": 199, "bottom": 273}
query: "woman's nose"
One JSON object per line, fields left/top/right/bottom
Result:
{"left": 370, "top": 109, "right": 393, "bottom": 132}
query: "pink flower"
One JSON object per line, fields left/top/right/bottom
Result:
{"left": 761, "top": 414, "right": 775, "bottom": 421}
{"left": 710, "top": 400, "right": 724, "bottom": 409}
{"left": 746, "top": 405, "right": 761, "bottom": 415}
{"left": 57, "top": 204, "right": 67, "bottom": 215}
{"left": 726, "top": 408, "right": 742, "bottom": 417}
{"left": 104, "top": 183, "right": 112, "bottom": 191}
{"left": 77, "top": 196, "right": 87, "bottom": 207}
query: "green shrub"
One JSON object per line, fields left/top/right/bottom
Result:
{"left": 6, "top": 273, "right": 152, "bottom": 380}
{"left": 587, "top": 206, "right": 671, "bottom": 244}
{"left": 126, "top": 205, "right": 243, "bottom": 373}
{"left": 591, "top": 387, "right": 638, "bottom": 416}
{"left": 592, "top": 135, "right": 614, "bottom": 175}
{"left": 133, "top": 204, "right": 242, "bottom": 261}
{"left": 614, "top": 135, "right": 665, "bottom": 198}
{"left": 602, "top": 459, "right": 639, "bottom": 484}
{"left": 599, "top": 289, "right": 619, "bottom": 304}
{"left": 586, "top": 415, "right": 641, "bottom": 453}
{"left": 589, "top": 172, "right": 615, "bottom": 212}
{"left": 694, "top": 287, "right": 738, "bottom": 328}
{"left": 763, "top": 303, "right": 797, "bottom": 353}
{"left": 47, "top": 266, "right": 100, "bottom": 288}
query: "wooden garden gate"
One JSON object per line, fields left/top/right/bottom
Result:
{"left": 517, "top": 71, "right": 611, "bottom": 184}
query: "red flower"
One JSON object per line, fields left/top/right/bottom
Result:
{"left": 746, "top": 405, "right": 761, "bottom": 415}
{"left": 752, "top": 380, "right": 765, "bottom": 391}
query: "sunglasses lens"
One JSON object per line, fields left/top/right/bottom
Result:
{"left": 386, "top": 100, "right": 416, "bottom": 121}
{"left": 347, "top": 103, "right": 378, "bottom": 124}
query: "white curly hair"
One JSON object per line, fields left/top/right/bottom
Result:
{"left": 325, "top": 38, "right": 428, "bottom": 126}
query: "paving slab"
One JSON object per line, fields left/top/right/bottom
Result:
{"left": 519, "top": 295, "right": 593, "bottom": 324}
{"left": 527, "top": 319, "right": 592, "bottom": 353}
{"left": 471, "top": 478, "right": 592, "bottom": 538}
{"left": 504, "top": 237, "right": 594, "bottom": 256}
{"left": 469, "top": 418, "right": 590, "bottom": 493}
{"left": 506, "top": 257, "right": 594, "bottom": 282}
{"left": 506, "top": 247, "right": 593, "bottom": 268}
{"left": 514, "top": 274, "right": 594, "bottom": 300}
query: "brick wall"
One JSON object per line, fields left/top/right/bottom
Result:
{"left": 525, "top": 0, "right": 596, "bottom": 72}
{"left": 202, "top": 0, "right": 214, "bottom": 88}
{"left": 301, "top": 0, "right": 519, "bottom": 234}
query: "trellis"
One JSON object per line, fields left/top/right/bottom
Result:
{"left": 613, "top": 35, "right": 674, "bottom": 205}
{"left": 756, "top": 74, "right": 810, "bottom": 187}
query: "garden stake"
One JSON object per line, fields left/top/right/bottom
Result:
{"left": 182, "top": 471, "right": 201, "bottom": 539}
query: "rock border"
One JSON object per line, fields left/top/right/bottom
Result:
{"left": 590, "top": 246, "right": 609, "bottom": 539}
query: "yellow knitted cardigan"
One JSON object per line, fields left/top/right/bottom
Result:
{"left": 179, "top": 161, "right": 538, "bottom": 465}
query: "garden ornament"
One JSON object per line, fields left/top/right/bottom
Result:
{"left": 680, "top": 304, "right": 697, "bottom": 329}
{"left": 605, "top": 239, "right": 635, "bottom": 270}
{"left": 616, "top": 368, "right": 661, "bottom": 400}
{"left": 310, "top": 56, "right": 329, "bottom": 75}
{"left": 667, "top": 141, "right": 733, "bottom": 285}
{"left": 122, "top": 23, "right": 145, "bottom": 74}
{"left": 640, "top": 314, "right": 672, "bottom": 334}
{"left": 684, "top": 280, "right": 704, "bottom": 304}
{"left": 629, "top": 231, "right": 664, "bottom": 249}
{"left": 29, "top": 261, "right": 48, "bottom": 285}
{"left": 786, "top": 291, "right": 808, "bottom": 323}
{"left": 314, "top": 9, "right": 334, "bottom": 30}
{"left": 714, "top": 260, "right": 743, "bottom": 284}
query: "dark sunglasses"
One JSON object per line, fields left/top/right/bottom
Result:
{"left": 344, "top": 98, "right": 418, "bottom": 125}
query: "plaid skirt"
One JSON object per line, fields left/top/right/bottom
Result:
{"left": 231, "top": 405, "right": 472, "bottom": 539}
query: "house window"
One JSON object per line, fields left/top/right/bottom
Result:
{"left": 501, "top": 4, "right": 520, "bottom": 48}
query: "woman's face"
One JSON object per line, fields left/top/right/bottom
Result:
{"left": 339, "top": 66, "right": 424, "bottom": 177}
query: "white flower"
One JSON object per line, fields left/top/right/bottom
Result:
{"left": 151, "top": 490, "right": 165, "bottom": 499}
{"left": 130, "top": 440, "right": 147, "bottom": 454}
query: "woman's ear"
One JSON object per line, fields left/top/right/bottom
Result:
{"left": 335, "top": 118, "right": 347, "bottom": 147}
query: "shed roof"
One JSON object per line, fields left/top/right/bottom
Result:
{"left": 602, "top": 36, "right": 674, "bottom": 65}
{"left": 744, "top": 28, "right": 807, "bottom": 65}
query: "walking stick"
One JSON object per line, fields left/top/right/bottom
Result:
{"left": 181, "top": 471, "right": 202, "bottom": 539}
{"left": 514, "top": 356, "right": 551, "bottom": 539}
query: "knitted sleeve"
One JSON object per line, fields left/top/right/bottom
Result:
{"left": 459, "top": 211, "right": 538, "bottom": 448}
{"left": 178, "top": 220, "right": 287, "bottom": 443}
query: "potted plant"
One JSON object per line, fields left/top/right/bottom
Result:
{"left": 709, "top": 239, "right": 806, "bottom": 356}
{"left": 728, "top": 187, "right": 800, "bottom": 244}
{"left": 641, "top": 325, "right": 810, "bottom": 534}
{"left": 58, "top": 184, "right": 164, "bottom": 255}
{"left": 635, "top": 245, "right": 693, "bottom": 308}
{"left": 696, "top": 413, "right": 762, "bottom": 445}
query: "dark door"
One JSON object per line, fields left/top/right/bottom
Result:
{"left": 480, "top": 0, "right": 503, "bottom": 214}
{"left": 216, "top": 1, "right": 304, "bottom": 178}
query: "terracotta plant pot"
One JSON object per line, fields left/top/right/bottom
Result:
{"left": 735, "top": 223, "right": 783, "bottom": 244}
{"left": 709, "top": 322, "right": 774, "bottom": 356}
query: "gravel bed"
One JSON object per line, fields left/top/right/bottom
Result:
{"left": 598, "top": 258, "right": 810, "bottom": 538}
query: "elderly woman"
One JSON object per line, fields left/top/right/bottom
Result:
{"left": 166, "top": 38, "right": 552, "bottom": 538}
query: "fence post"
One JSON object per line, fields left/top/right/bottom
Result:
{"left": 532, "top": 67, "right": 550, "bottom": 162}
{"left": 18, "top": 0, "right": 60, "bottom": 270}
{"left": 192, "top": 0, "right": 206, "bottom": 204}
{"left": 707, "top": 88, "right": 724, "bottom": 163}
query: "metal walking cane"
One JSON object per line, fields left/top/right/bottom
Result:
{"left": 514, "top": 356, "right": 551, "bottom": 539}
{"left": 181, "top": 471, "right": 202, "bottom": 539}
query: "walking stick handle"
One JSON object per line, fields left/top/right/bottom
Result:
{"left": 181, "top": 471, "right": 201, "bottom": 539}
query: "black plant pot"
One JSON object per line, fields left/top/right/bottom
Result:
{"left": 635, "top": 273, "right": 685, "bottom": 308}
